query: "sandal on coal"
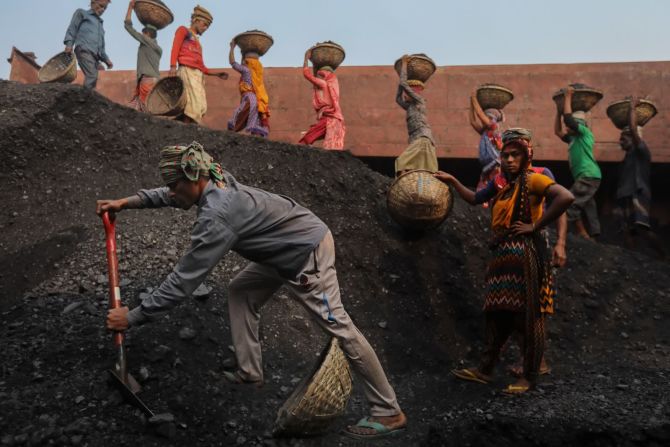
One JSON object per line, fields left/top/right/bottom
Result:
{"left": 451, "top": 368, "right": 491, "bottom": 384}
{"left": 502, "top": 383, "right": 531, "bottom": 395}
{"left": 342, "top": 417, "right": 406, "bottom": 440}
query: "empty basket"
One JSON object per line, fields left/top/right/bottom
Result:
{"left": 476, "top": 84, "right": 514, "bottom": 110}
{"left": 146, "top": 76, "right": 186, "bottom": 116}
{"left": 387, "top": 170, "right": 454, "bottom": 231}
{"left": 394, "top": 54, "right": 436, "bottom": 83}
{"left": 606, "top": 99, "right": 657, "bottom": 130}
{"left": 310, "top": 41, "right": 346, "bottom": 71}
{"left": 234, "top": 30, "right": 274, "bottom": 56}
{"left": 273, "top": 338, "right": 353, "bottom": 437}
{"left": 134, "top": 0, "right": 174, "bottom": 30}
{"left": 38, "top": 52, "right": 77, "bottom": 84}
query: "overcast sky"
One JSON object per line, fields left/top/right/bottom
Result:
{"left": 1, "top": 0, "right": 668, "bottom": 78}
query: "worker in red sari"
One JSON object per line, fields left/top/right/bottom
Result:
{"left": 168, "top": 5, "right": 227, "bottom": 124}
{"left": 298, "top": 48, "right": 346, "bottom": 150}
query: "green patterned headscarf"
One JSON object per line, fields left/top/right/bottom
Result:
{"left": 159, "top": 141, "right": 224, "bottom": 185}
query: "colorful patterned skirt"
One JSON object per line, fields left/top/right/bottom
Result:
{"left": 227, "top": 92, "right": 269, "bottom": 138}
{"left": 484, "top": 233, "right": 555, "bottom": 314}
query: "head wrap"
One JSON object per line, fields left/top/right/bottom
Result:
{"left": 484, "top": 108, "right": 504, "bottom": 123}
{"left": 243, "top": 52, "right": 259, "bottom": 59}
{"left": 318, "top": 65, "right": 334, "bottom": 73}
{"left": 621, "top": 125, "right": 643, "bottom": 139}
{"left": 159, "top": 141, "right": 224, "bottom": 185}
{"left": 407, "top": 79, "right": 425, "bottom": 88}
{"left": 502, "top": 128, "right": 533, "bottom": 163}
{"left": 244, "top": 58, "right": 270, "bottom": 116}
{"left": 572, "top": 110, "right": 586, "bottom": 122}
{"left": 192, "top": 5, "right": 213, "bottom": 25}
{"left": 145, "top": 24, "right": 158, "bottom": 31}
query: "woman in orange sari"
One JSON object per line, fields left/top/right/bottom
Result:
{"left": 435, "top": 128, "right": 574, "bottom": 394}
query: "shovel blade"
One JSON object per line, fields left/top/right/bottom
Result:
{"left": 108, "top": 369, "right": 155, "bottom": 418}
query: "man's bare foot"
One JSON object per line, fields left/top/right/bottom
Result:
{"left": 502, "top": 377, "right": 532, "bottom": 395}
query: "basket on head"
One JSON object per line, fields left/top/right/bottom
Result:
{"left": 134, "top": 0, "right": 174, "bottom": 30}
{"left": 476, "top": 84, "right": 514, "bottom": 110}
{"left": 233, "top": 30, "right": 274, "bottom": 57}
{"left": 273, "top": 338, "right": 353, "bottom": 438}
{"left": 38, "top": 52, "right": 77, "bottom": 84}
{"left": 310, "top": 41, "right": 346, "bottom": 71}
{"left": 606, "top": 99, "right": 658, "bottom": 130}
{"left": 387, "top": 170, "right": 454, "bottom": 231}
{"left": 394, "top": 54, "right": 436, "bottom": 83}
{"left": 146, "top": 76, "right": 186, "bottom": 116}
{"left": 552, "top": 83, "right": 603, "bottom": 113}
{"left": 134, "top": 0, "right": 173, "bottom": 30}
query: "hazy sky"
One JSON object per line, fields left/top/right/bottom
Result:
{"left": 1, "top": 0, "right": 668, "bottom": 78}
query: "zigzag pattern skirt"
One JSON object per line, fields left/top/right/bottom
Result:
{"left": 484, "top": 235, "right": 554, "bottom": 314}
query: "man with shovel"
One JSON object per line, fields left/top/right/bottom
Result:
{"left": 97, "top": 141, "right": 406, "bottom": 440}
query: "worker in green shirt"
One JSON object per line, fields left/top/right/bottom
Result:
{"left": 554, "top": 86, "right": 602, "bottom": 239}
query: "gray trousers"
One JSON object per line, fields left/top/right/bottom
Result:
{"left": 567, "top": 177, "right": 601, "bottom": 236}
{"left": 228, "top": 231, "right": 401, "bottom": 416}
{"left": 74, "top": 47, "right": 99, "bottom": 89}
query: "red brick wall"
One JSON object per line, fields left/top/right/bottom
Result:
{"left": 10, "top": 59, "right": 670, "bottom": 162}
{"left": 7, "top": 49, "right": 40, "bottom": 85}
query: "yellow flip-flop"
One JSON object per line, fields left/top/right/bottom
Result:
{"left": 451, "top": 368, "right": 491, "bottom": 384}
{"left": 502, "top": 383, "right": 531, "bottom": 395}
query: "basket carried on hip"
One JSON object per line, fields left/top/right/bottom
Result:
{"left": 273, "top": 338, "right": 353, "bottom": 437}
{"left": 310, "top": 41, "right": 346, "bottom": 71}
{"left": 233, "top": 30, "right": 274, "bottom": 56}
{"left": 606, "top": 99, "right": 657, "bottom": 130}
{"left": 394, "top": 54, "right": 436, "bottom": 83}
{"left": 38, "top": 52, "right": 77, "bottom": 84}
{"left": 146, "top": 76, "right": 186, "bottom": 116}
{"left": 134, "top": 0, "right": 174, "bottom": 30}
{"left": 387, "top": 170, "right": 454, "bottom": 231}
{"left": 477, "top": 84, "right": 514, "bottom": 110}
{"left": 553, "top": 83, "right": 603, "bottom": 113}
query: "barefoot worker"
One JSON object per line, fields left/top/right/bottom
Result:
{"left": 63, "top": 0, "right": 113, "bottom": 89}
{"left": 97, "top": 141, "right": 406, "bottom": 440}
{"left": 298, "top": 48, "right": 346, "bottom": 150}
{"left": 169, "top": 5, "right": 227, "bottom": 124}
{"left": 436, "top": 128, "right": 574, "bottom": 394}
{"left": 124, "top": 0, "right": 162, "bottom": 111}
{"left": 554, "top": 86, "right": 602, "bottom": 239}
{"left": 226, "top": 40, "right": 270, "bottom": 137}
{"left": 394, "top": 55, "right": 438, "bottom": 177}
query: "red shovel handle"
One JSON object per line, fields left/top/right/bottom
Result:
{"left": 102, "top": 212, "right": 123, "bottom": 346}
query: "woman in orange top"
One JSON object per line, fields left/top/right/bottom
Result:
{"left": 168, "top": 5, "right": 227, "bottom": 124}
{"left": 435, "top": 128, "right": 574, "bottom": 394}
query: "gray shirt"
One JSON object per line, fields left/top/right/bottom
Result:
{"left": 64, "top": 9, "right": 109, "bottom": 62}
{"left": 127, "top": 172, "right": 328, "bottom": 326}
{"left": 124, "top": 20, "right": 162, "bottom": 81}
{"left": 395, "top": 69, "right": 434, "bottom": 145}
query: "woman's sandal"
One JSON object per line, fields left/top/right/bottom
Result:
{"left": 451, "top": 368, "right": 492, "bottom": 384}
{"left": 502, "top": 383, "right": 531, "bottom": 395}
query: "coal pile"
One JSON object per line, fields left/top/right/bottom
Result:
{"left": 0, "top": 80, "right": 669, "bottom": 446}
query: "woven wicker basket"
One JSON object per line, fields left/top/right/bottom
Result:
{"left": 393, "top": 54, "right": 436, "bottom": 83}
{"left": 310, "top": 42, "right": 346, "bottom": 71}
{"left": 387, "top": 170, "right": 453, "bottom": 231}
{"left": 234, "top": 30, "right": 274, "bottom": 56}
{"left": 38, "top": 52, "right": 77, "bottom": 84}
{"left": 606, "top": 99, "right": 658, "bottom": 130}
{"left": 476, "top": 84, "right": 514, "bottom": 110}
{"left": 146, "top": 76, "right": 186, "bottom": 116}
{"left": 552, "top": 84, "right": 603, "bottom": 113}
{"left": 134, "top": 0, "right": 174, "bottom": 30}
{"left": 273, "top": 338, "right": 353, "bottom": 437}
